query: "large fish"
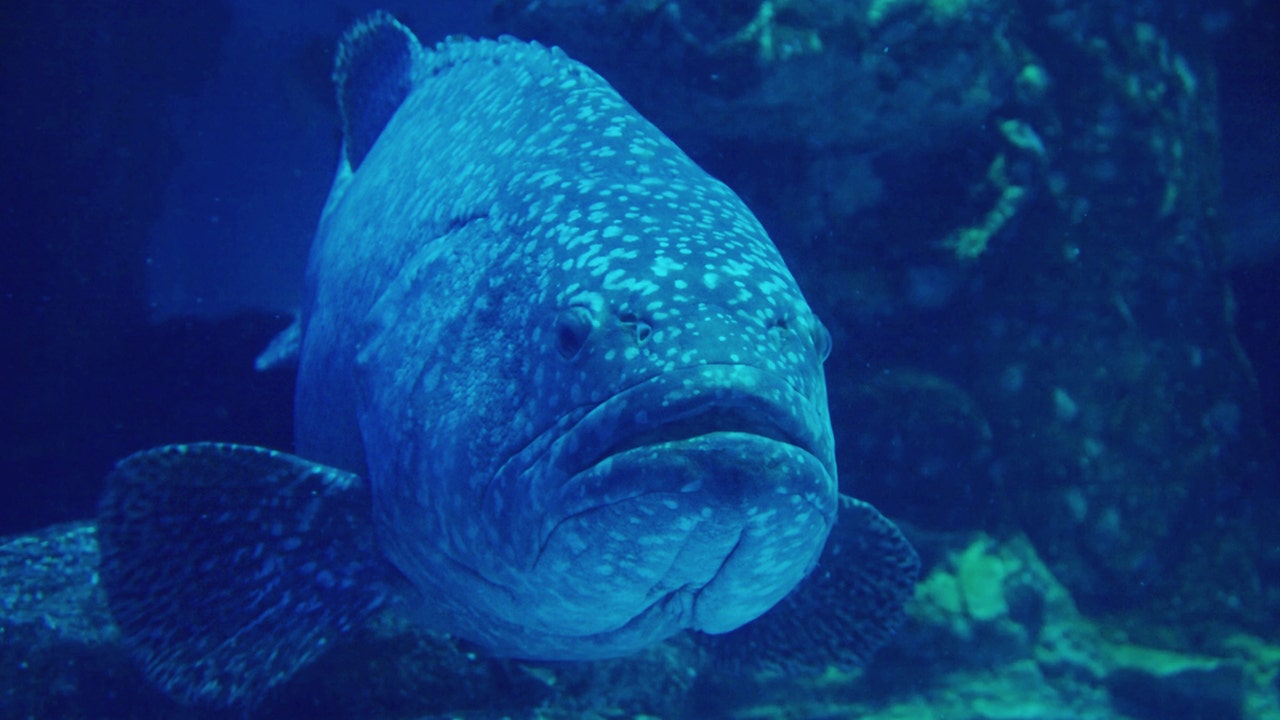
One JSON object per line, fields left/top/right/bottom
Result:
{"left": 98, "top": 11, "right": 919, "bottom": 708}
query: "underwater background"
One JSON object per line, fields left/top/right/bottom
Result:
{"left": 1, "top": 0, "right": 1277, "bottom": 718}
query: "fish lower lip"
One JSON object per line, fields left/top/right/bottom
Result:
{"left": 527, "top": 432, "right": 835, "bottom": 636}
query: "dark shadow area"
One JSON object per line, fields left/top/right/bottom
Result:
{"left": 0, "top": 2, "right": 304, "bottom": 536}
{"left": 1216, "top": 4, "right": 1280, "bottom": 442}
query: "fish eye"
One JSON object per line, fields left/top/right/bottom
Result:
{"left": 812, "top": 319, "right": 833, "bottom": 362}
{"left": 555, "top": 305, "right": 595, "bottom": 360}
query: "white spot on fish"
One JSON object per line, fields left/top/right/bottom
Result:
{"left": 652, "top": 256, "right": 684, "bottom": 278}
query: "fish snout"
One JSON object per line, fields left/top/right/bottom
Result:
{"left": 518, "top": 365, "right": 838, "bottom": 638}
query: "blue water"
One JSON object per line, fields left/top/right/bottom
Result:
{"left": 1, "top": 1, "right": 1277, "bottom": 718}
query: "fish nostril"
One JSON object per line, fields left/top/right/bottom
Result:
{"left": 766, "top": 317, "right": 789, "bottom": 352}
{"left": 633, "top": 321, "right": 652, "bottom": 345}
{"left": 555, "top": 306, "right": 595, "bottom": 360}
{"left": 619, "top": 312, "right": 653, "bottom": 346}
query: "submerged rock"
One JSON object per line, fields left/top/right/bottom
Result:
{"left": 0, "top": 522, "right": 695, "bottom": 719}
{"left": 3, "top": 523, "right": 1275, "bottom": 718}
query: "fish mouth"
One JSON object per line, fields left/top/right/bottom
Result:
{"left": 476, "top": 363, "right": 836, "bottom": 570}
{"left": 533, "top": 363, "right": 837, "bottom": 562}
{"left": 585, "top": 404, "right": 808, "bottom": 474}
{"left": 469, "top": 364, "right": 837, "bottom": 641}
{"left": 526, "top": 417, "right": 835, "bottom": 639}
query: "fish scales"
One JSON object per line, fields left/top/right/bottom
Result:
{"left": 96, "top": 12, "right": 918, "bottom": 708}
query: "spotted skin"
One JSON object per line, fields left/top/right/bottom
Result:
{"left": 97, "top": 12, "right": 917, "bottom": 708}
{"left": 296, "top": 28, "right": 840, "bottom": 658}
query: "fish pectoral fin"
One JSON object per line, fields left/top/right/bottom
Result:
{"left": 253, "top": 314, "right": 302, "bottom": 371}
{"left": 697, "top": 494, "right": 920, "bottom": 673}
{"left": 97, "top": 443, "right": 397, "bottom": 707}
{"left": 335, "top": 11, "right": 421, "bottom": 170}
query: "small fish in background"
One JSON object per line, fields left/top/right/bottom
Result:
{"left": 97, "top": 11, "right": 919, "bottom": 709}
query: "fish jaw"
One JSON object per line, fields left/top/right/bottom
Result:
{"left": 533, "top": 432, "right": 835, "bottom": 638}
{"left": 471, "top": 363, "right": 837, "bottom": 644}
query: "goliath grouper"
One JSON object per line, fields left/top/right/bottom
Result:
{"left": 98, "top": 11, "right": 919, "bottom": 707}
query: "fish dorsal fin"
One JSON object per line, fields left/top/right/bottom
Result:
{"left": 334, "top": 11, "right": 421, "bottom": 170}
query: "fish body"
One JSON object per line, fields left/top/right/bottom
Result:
{"left": 98, "top": 12, "right": 917, "bottom": 707}
{"left": 302, "top": 17, "right": 840, "bottom": 657}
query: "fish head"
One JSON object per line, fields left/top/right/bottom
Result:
{"left": 346, "top": 42, "right": 839, "bottom": 656}
{"left": 359, "top": 187, "right": 837, "bottom": 655}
